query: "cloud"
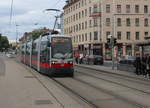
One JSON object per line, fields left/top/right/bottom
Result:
{"left": 0, "top": 0, "right": 66, "bottom": 41}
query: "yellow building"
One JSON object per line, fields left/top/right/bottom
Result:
{"left": 63, "top": 0, "right": 150, "bottom": 59}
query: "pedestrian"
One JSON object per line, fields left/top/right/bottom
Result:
{"left": 146, "top": 55, "right": 150, "bottom": 79}
{"left": 79, "top": 53, "right": 83, "bottom": 64}
{"left": 75, "top": 53, "right": 80, "bottom": 64}
{"left": 141, "top": 55, "right": 147, "bottom": 77}
{"left": 134, "top": 54, "right": 141, "bottom": 75}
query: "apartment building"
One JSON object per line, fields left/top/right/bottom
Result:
{"left": 63, "top": 0, "right": 150, "bottom": 59}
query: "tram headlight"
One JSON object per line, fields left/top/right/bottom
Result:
{"left": 51, "top": 61, "right": 57, "bottom": 64}
{"left": 68, "top": 61, "right": 73, "bottom": 64}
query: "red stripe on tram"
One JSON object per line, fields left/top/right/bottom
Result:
{"left": 23, "top": 57, "right": 73, "bottom": 68}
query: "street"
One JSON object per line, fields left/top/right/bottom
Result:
{"left": 0, "top": 54, "right": 150, "bottom": 108}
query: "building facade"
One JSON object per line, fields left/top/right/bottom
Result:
{"left": 63, "top": 0, "right": 150, "bottom": 59}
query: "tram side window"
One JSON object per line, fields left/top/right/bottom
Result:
{"left": 40, "top": 41, "right": 47, "bottom": 56}
{"left": 32, "top": 43, "right": 36, "bottom": 56}
{"left": 21, "top": 45, "right": 24, "bottom": 55}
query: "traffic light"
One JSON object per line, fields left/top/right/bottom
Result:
{"left": 107, "top": 38, "right": 111, "bottom": 44}
{"left": 114, "top": 38, "right": 117, "bottom": 46}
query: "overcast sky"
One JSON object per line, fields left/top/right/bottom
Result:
{"left": 0, "top": 0, "right": 66, "bottom": 42}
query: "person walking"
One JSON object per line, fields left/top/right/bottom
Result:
{"left": 141, "top": 55, "right": 147, "bottom": 77}
{"left": 134, "top": 54, "right": 141, "bottom": 75}
{"left": 146, "top": 55, "right": 150, "bottom": 79}
{"left": 79, "top": 53, "right": 83, "bottom": 64}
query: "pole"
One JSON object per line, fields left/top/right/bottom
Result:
{"left": 16, "top": 25, "right": 18, "bottom": 46}
{"left": 53, "top": 16, "right": 58, "bottom": 31}
{"left": 112, "top": 0, "right": 115, "bottom": 70}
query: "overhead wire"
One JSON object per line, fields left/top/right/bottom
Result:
{"left": 9, "top": 0, "right": 14, "bottom": 26}
{"left": 51, "top": 0, "right": 63, "bottom": 9}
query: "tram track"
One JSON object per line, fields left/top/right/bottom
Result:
{"left": 75, "top": 65, "right": 150, "bottom": 82}
{"left": 52, "top": 78, "right": 98, "bottom": 108}
{"left": 75, "top": 66, "right": 150, "bottom": 93}
{"left": 75, "top": 70, "right": 150, "bottom": 95}
{"left": 53, "top": 77, "right": 145, "bottom": 108}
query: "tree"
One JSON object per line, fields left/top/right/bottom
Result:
{"left": 0, "top": 35, "right": 9, "bottom": 51}
{"left": 31, "top": 29, "right": 45, "bottom": 40}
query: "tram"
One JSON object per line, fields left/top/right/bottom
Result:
{"left": 20, "top": 33, "right": 74, "bottom": 77}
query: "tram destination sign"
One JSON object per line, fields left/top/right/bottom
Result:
{"left": 52, "top": 37, "right": 70, "bottom": 43}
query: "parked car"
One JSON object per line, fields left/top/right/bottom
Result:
{"left": 82, "top": 55, "right": 89, "bottom": 64}
{"left": 83, "top": 55, "right": 103, "bottom": 65}
{"left": 119, "top": 56, "right": 136, "bottom": 65}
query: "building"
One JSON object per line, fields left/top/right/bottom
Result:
{"left": 63, "top": 0, "right": 150, "bottom": 59}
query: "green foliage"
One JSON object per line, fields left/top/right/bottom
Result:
{"left": 31, "top": 29, "right": 45, "bottom": 40}
{"left": 0, "top": 34, "right": 9, "bottom": 51}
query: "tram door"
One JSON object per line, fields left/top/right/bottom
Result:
{"left": 40, "top": 41, "right": 49, "bottom": 74}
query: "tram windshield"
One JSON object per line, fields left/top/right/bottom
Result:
{"left": 51, "top": 37, "right": 73, "bottom": 59}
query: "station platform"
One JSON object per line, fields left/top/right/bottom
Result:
{"left": 0, "top": 55, "right": 85, "bottom": 108}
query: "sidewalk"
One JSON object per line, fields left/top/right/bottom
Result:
{"left": 0, "top": 56, "right": 85, "bottom": 108}
{"left": 75, "top": 63, "right": 150, "bottom": 80}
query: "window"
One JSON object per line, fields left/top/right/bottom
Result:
{"left": 85, "top": 21, "right": 87, "bottom": 29}
{"left": 126, "top": 32, "right": 130, "bottom": 40}
{"left": 85, "top": 9, "right": 87, "bottom": 16}
{"left": 82, "top": 10, "right": 84, "bottom": 18}
{"left": 76, "top": 4, "right": 78, "bottom": 9}
{"left": 94, "top": 31, "right": 98, "bottom": 40}
{"left": 135, "top": 5, "right": 139, "bottom": 13}
{"left": 144, "top": 18, "right": 149, "bottom": 27}
{"left": 93, "top": 4, "right": 98, "bottom": 13}
{"left": 85, "top": 0, "right": 87, "bottom": 5}
{"left": 106, "top": 18, "right": 111, "bottom": 26}
{"left": 76, "top": 13, "right": 78, "bottom": 20}
{"left": 117, "top": 5, "right": 121, "bottom": 13}
{"left": 145, "top": 32, "right": 148, "bottom": 37}
{"left": 135, "top": 18, "right": 140, "bottom": 26}
{"left": 89, "top": 20, "right": 92, "bottom": 27}
{"left": 89, "top": 7, "right": 92, "bottom": 15}
{"left": 117, "top": 31, "right": 121, "bottom": 40}
{"left": 76, "top": 35, "right": 78, "bottom": 42}
{"left": 85, "top": 33, "right": 87, "bottom": 41}
{"left": 126, "top": 5, "right": 130, "bottom": 13}
{"left": 79, "top": 24, "right": 81, "bottom": 30}
{"left": 82, "top": 23, "right": 84, "bottom": 30}
{"left": 82, "top": 0, "right": 84, "bottom": 6}
{"left": 117, "top": 18, "right": 121, "bottom": 26}
{"left": 144, "top": 5, "right": 148, "bottom": 13}
{"left": 79, "top": 35, "right": 81, "bottom": 42}
{"left": 79, "top": 2, "right": 81, "bottom": 8}
{"left": 90, "top": 32, "right": 92, "bottom": 40}
{"left": 93, "top": 18, "right": 98, "bottom": 27}
{"left": 76, "top": 24, "right": 78, "bottom": 31}
{"left": 89, "top": 0, "right": 91, "bottom": 3}
{"left": 79, "top": 12, "right": 81, "bottom": 19}
{"left": 106, "top": 4, "right": 110, "bottom": 13}
{"left": 82, "top": 34, "right": 84, "bottom": 42}
{"left": 135, "top": 32, "right": 140, "bottom": 40}
{"left": 106, "top": 31, "right": 111, "bottom": 39}
{"left": 126, "top": 18, "right": 131, "bottom": 26}
{"left": 74, "top": 25, "right": 75, "bottom": 32}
